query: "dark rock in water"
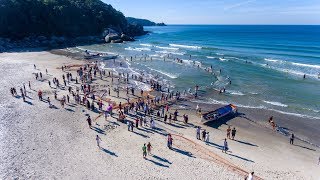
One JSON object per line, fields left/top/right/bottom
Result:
{"left": 121, "top": 33, "right": 134, "bottom": 41}
{"left": 104, "top": 28, "right": 134, "bottom": 43}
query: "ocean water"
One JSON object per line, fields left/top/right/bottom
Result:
{"left": 72, "top": 25, "right": 320, "bottom": 119}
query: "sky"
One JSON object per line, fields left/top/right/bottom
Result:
{"left": 103, "top": 0, "right": 320, "bottom": 25}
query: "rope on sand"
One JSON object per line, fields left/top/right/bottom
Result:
{"left": 171, "top": 134, "right": 263, "bottom": 180}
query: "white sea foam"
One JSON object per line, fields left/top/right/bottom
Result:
{"left": 125, "top": 47, "right": 151, "bottom": 51}
{"left": 65, "top": 48, "right": 80, "bottom": 53}
{"left": 206, "top": 56, "right": 215, "bottom": 59}
{"left": 140, "top": 43, "right": 153, "bottom": 47}
{"left": 264, "top": 58, "right": 281, "bottom": 62}
{"left": 147, "top": 67, "right": 179, "bottom": 79}
{"left": 263, "top": 100, "right": 288, "bottom": 107}
{"left": 155, "top": 46, "right": 179, "bottom": 50}
{"left": 133, "top": 81, "right": 151, "bottom": 91}
{"left": 291, "top": 62, "right": 320, "bottom": 69}
{"left": 216, "top": 53, "right": 224, "bottom": 56}
{"left": 226, "top": 90, "right": 245, "bottom": 96}
{"left": 191, "top": 99, "right": 266, "bottom": 109}
{"left": 169, "top": 44, "right": 201, "bottom": 49}
{"left": 182, "top": 59, "right": 201, "bottom": 66}
{"left": 272, "top": 67, "right": 318, "bottom": 78}
{"left": 271, "top": 109, "right": 320, "bottom": 120}
{"left": 155, "top": 50, "right": 185, "bottom": 55}
{"left": 75, "top": 47, "right": 117, "bottom": 55}
{"left": 192, "top": 98, "right": 319, "bottom": 120}
{"left": 219, "top": 58, "right": 228, "bottom": 61}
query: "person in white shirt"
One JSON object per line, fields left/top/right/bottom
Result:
{"left": 205, "top": 132, "right": 210, "bottom": 144}
{"left": 96, "top": 135, "right": 102, "bottom": 149}
{"left": 246, "top": 172, "right": 254, "bottom": 180}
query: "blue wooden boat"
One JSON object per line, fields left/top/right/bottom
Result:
{"left": 201, "top": 104, "right": 237, "bottom": 122}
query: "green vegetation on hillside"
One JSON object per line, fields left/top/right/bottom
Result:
{"left": 126, "top": 17, "right": 166, "bottom": 26}
{"left": 0, "top": 0, "right": 145, "bottom": 39}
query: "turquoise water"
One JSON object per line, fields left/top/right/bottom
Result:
{"left": 73, "top": 25, "right": 320, "bottom": 119}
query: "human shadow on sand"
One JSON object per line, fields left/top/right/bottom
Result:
{"left": 172, "top": 147, "right": 194, "bottom": 158}
{"left": 168, "top": 123, "right": 186, "bottom": 129}
{"left": 149, "top": 128, "right": 167, "bottom": 136}
{"left": 133, "top": 131, "right": 149, "bottom": 138}
{"left": 234, "top": 139, "right": 258, "bottom": 147}
{"left": 145, "top": 158, "right": 169, "bottom": 168}
{"left": 65, "top": 108, "right": 75, "bottom": 112}
{"left": 204, "top": 113, "right": 237, "bottom": 129}
{"left": 92, "top": 126, "right": 105, "bottom": 135}
{"left": 228, "top": 153, "right": 255, "bottom": 163}
{"left": 24, "top": 100, "right": 33, "bottom": 105}
{"left": 206, "top": 141, "right": 224, "bottom": 150}
{"left": 50, "top": 105, "right": 59, "bottom": 109}
{"left": 152, "top": 155, "right": 172, "bottom": 164}
{"left": 101, "top": 148, "right": 118, "bottom": 157}
{"left": 293, "top": 144, "right": 316, "bottom": 151}
{"left": 137, "top": 128, "right": 154, "bottom": 134}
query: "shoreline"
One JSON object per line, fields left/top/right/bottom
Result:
{"left": 52, "top": 48, "right": 320, "bottom": 147}
{"left": 0, "top": 50, "right": 319, "bottom": 179}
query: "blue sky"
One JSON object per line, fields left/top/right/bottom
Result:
{"left": 103, "top": 0, "right": 320, "bottom": 24}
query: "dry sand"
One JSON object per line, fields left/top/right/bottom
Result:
{"left": 0, "top": 51, "right": 319, "bottom": 180}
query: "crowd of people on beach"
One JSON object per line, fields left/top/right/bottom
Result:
{"left": 9, "top": 53, "right": 320, "bottom": 180}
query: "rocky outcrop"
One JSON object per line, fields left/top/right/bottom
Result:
{"left": 120, "top": 33, "right": 134, "bottom": 41}
{"left": 105, "top": 33, "right": 120, "bottom": 43}
{"left": 104, "top": 28, "right": 135, "bottom": 43}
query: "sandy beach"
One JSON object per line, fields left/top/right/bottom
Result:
{"left": 0, "top": 51, "right": 319, "bottom": 180}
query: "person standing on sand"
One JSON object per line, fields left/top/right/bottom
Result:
{"left": 135, "top": 118, "right": 139, "bottom": 129}
{"left": 205, "top": 132, "right": 210, "bottom": 144}
{"left": 269, "top": 117, "right": 276, "bottom": 130}
{"left": 130, "top": 121, "right": 134, "bottom": 131}
{"left": 196, "top": 126, "right": 201, "bottom": 140}
{"left": 227, "top": 126, "right": 231, "bottom": 139}
{"left": 87, "top": 116, "right": 92, "bottom": 129}
{"left": 222, "top": 138, "right": 228, "bottom": 153}
{"left": 202, "top": 129, "right": 206, "bottom": 141}
{"left": 161, "top": 106, "right": 165, "bottom": 118}
{"left": 246, "top": 172, "right": 254, "bottom": 180}
{"left": 147, "top": 142, "right": 152, "bottom": 155}
{"left": 47, "top": 97, "right": 51, "bottom": 107}
{"left": 23, "top": 84, "right": 27, "bottom": 96}
{"left": 167, "top": 134, "right": 173, "bottom": 149}
{"left": 96, "top": 135, "right": 102, "bottom": 149}
{"left": 142, "top": 144, "right": 147, "bottom": 158}
{"left": 164, "top": 113, "right": 168, "bottom": 123}
{"left": 104, "top": 110, "right": 108, "bottom": 120}
{"left": 143, "top": 117, "right": 147, "bottom": 127}
{"left": 38, "top": 90, "right": 43, "bottom": 101}
{"left": 231, "top": 128, "right": 236, "bottom": 140}
{"left": 67, "top": 95, "right": 70, "bottom": 104}
{"left": 290, "top": 133, "right": 295, "bottom": 145}
{"left": 21, "top": 92, "right": 26, "bottom": 102}
{"left": 127, "top": 120, "right": 131, "bottom": 131}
